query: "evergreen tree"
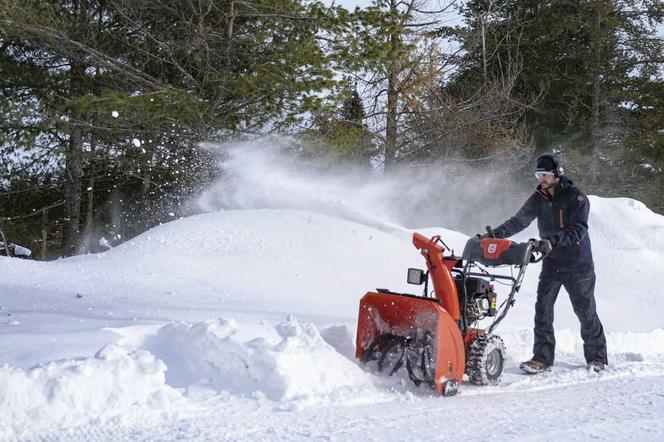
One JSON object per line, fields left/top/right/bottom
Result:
{"left": 334, "top": 0, "right": 459, "bottom": 170}
{"left": 452, "top": 0, "right": 663, "bottom": 204}
{"left": 301, "top": 88, "right": 376, "bottom": 166}
{"left": 0, "top": 0, "right": 339, "bottom": 257}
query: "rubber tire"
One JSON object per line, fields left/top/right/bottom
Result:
{"left": 466, "top": 334, "right": 506, "bottom": 386}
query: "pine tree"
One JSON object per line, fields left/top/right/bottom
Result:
{"left": 334, "top": 0, "right": 459, "bottom": 170}
{"left": 452, "top": 0, "right": 664, "bottom": 206}
{"left": 301, "top": 88, "right": 376, "bottom": 166}
{"left": 0, "top": 0, "right": 340, "bottom": 257}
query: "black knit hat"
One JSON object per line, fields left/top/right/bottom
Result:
{"left": 535, "top": 155, "right": 557, "bottom": 173}
{"left": 535, "top": 153, "right": 564, "bottom": 176}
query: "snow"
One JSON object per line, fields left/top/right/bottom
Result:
{"left": 0, "top": 345, "right": 182, "bottom": 440}
{"left": 131, "top": 316, "right": 374, "bottom": 402}
{"left": 2, "top": 162, "right": 664, "bottom": 440}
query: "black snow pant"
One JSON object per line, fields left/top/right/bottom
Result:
{"left": 533, "top": 268, "right": 608, "bottom": 366}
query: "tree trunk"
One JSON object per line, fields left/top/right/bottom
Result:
{"left": 590, "top": 4, "right": 603, "bottom": 143}
{"left": 41, "top": 208, "right": 48, "bottom": 260}
{"left": 384, "top": 0, "right": 399, "bottom": 171}
{"left": 62, "top": 0, "right": 87, "bottom": 256}
{"left": 385, "top": 69, "right": 398, "bottom": 170}
{"left": 62, "top": 51, "right": 85, "bottom": 256}
{"left": 84, "top": 134, "right": 96, "bottom": 252}
{"left": 481, "top": 14, "right": 487, "bottom": 82}
{"left": 63, "top": 121, "right": 84, "bottom": 256}
{"left": 591, "top": 72, "right": 601, "bottom": 139}
{"left": 225, "top": 1, "right": 235, "bottom": 75}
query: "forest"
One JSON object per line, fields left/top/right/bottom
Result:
{"left": 1, "top": 0, "right": 662, "bottom": 259}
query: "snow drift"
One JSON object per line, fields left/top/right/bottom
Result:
{"left": 137, "top": 316, "right": 375, "bottom": 401}
{"left": 0, "top": 345, "right": 181, "bottom": 439}
{"left": 1, "top": 193, "right": 664, "bottom": 440}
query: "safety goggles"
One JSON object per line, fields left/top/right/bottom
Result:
{"left": 535, "top": 171, "right": 555, "bottom": 179}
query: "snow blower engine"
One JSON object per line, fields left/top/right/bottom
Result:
{"left": 355, "top": 228, "right": 546, "bottom": 396}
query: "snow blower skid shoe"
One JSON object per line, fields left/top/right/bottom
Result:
{"left": 356, "top": 231, "right": 546, "bottom": 396}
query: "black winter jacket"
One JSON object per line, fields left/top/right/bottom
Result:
{"left": 493, "top": 176, "right": 594, "bottom": 272}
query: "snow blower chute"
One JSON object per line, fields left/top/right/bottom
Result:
{"left": 355, "top": 230, "right": 545, "bottom": 396}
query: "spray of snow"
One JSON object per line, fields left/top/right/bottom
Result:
{"left": 196, "top": 137, "right": 530, "bottom": 235}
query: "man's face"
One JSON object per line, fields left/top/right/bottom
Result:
{"left": 535, "top": 171, "right": 559, "bottom": 189}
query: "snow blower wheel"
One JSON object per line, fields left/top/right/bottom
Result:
{"left": 466, "top": 334, "right": 506, "bottom": 386}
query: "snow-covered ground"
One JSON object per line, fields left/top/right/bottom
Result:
{"left": 2, "top": 146, "right": 664, "bottom": 441}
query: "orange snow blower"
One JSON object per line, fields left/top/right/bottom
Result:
{"left": 355, "top": 229, "right": 545, "bottom": 396}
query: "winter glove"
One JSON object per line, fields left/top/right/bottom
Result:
{"left": 475, "top": 225, "right": 496, "bottom": 239}
{"left": 535, "top": 239, "right": 553, "bottom": 255}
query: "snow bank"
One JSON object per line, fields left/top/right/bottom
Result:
{"left": 0, "top": 316, "right": 377, "bottom": 439}
{"left": 84, "top": 209, "right": 420, "bottom": 319}
{"left": 0, "top": 345, "right": 181, "bottom": 440}
{"left": 590, "top": 196, "right": 664, "bottom": 251}
{"left": 2, "top": 194, "right": 664, "bottom": 439}
{"left": 503, "top": 328, "right": 664, "bottom": 361}
{"left": 141, "top": 316, "right": 375, "bottom": 402}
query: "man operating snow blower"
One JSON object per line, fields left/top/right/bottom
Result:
{"left": 483, "top": 153, "right": 608, "bottom": 374}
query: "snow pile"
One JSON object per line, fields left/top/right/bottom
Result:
{"left": 2, "top": 185, "right": 664, "bottom": 439}
{"left": 589, "top": 196, "right": 664, "bottom": 252}
{"left": 502, "top": 328, "right": 664, "bottom": 365}
{"left": 0, "top": 345, "right": 181, "bottom": 439}
{"left": 73, "top": 209, "right": 420, "bottom": 320}
{"left": 140, "top": 316, "right": 375, "bottom": 402}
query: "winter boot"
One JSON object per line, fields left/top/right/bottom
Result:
{"left": 587, "top": 360, "right": 605, "bottom": 373}
{"left": 519, "top": 358, "right": 551, "bottom": 374}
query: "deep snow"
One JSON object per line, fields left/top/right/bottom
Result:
{"left": 2, "top": 145, "right": 664, "bottom": 441}
{"left": 2, "top": 198, "right": 664, "bottom": 441}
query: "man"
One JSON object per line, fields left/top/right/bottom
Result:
{"left": 488, "top": 153, "right": 608, "bottom": 374}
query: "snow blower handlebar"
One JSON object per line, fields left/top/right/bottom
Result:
{"left": 462, "top": 237, "right": 548, "bottom": 334}
{"left": 411, "top": 234, "right": 549, "bottom": 328}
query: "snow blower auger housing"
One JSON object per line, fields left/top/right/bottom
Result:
{"left": 356, "top": 231, "right": 544, "bottom": 396}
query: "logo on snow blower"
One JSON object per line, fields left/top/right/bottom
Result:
{"left": 480, "top": 238, "right": 513, "bottom": 260}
